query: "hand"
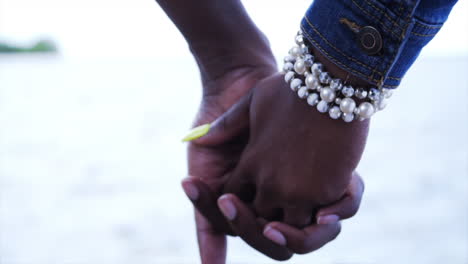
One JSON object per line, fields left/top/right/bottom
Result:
{"left": 185, "top": 36, "right": 277, "bottom": 263}
{"left": 187, "top": 72, "right": 369, "bottom": 260}
{"left": 184, "top": 171, "right": 364, "bottom": 260}
{"left": 195, "top": 72, "right": 369, "bottom": 222}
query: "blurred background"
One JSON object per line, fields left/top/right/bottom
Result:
{"left": 0, "top": 0, "right": 467, "bottom": 263}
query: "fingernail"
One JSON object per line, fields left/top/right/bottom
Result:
{"left": 181, "top": 179, "right": 199, "bottom": 200}
{"left": 317, "top": 214, "right": 339, "bottom": 225}
{"left": 218, "top": 196, "right": 236, "bottom": 221}
{"left": 182, "top": 124, "right": 211, "bottom": 142}
{"left": 263, "top": 226, "right": 286, "bottom": 246}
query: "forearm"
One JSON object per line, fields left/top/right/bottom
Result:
{"left": 155, "top": 0, "right": 273, "bottom": 76}
{"left": 156, "top": 0, "right": 256, "bottom": 48}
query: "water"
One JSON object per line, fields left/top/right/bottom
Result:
{"left": 0, "top": 54, "right": 467, "bottom": 264}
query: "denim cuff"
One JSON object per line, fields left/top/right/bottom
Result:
{"left": 300, "top": 0, "right": 453, "bottom": 89}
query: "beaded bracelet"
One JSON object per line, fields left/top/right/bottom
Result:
{"left": 282, "top": 31, "right": 393, "bottom": 122}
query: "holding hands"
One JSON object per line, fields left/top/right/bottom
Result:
{"left": 156, "top": 0, "right": 368, "bottom": 262}
{"left": 183, "top": 71, "right": 366, "bottom": 262}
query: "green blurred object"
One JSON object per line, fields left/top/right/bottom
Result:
{"left": 0, "top": 39, "right": 57, "bottom": 53}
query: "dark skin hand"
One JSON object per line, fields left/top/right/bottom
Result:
{"left": 184, "top": 172, "right": 364, "bottom": 259}
{"left": 189, "top": 52, "right": 277, "bottom": 263}
{"left": 225, "top": 74, "right": 369, "bottom": 222}
{"left": 186, "top": 70, "right": 368, "bottom": 260}
{"left": 155, "top": 0, "right": 281, "bottom": 261}
{"left": 155, "top": 0, "right": 369, "bottom": 261}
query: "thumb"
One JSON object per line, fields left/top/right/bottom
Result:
{"left": 183, "top": 91, "right": 252, "bottom": 146}
{"left": 316, "top": 172, "right": 364, "bottom": 224}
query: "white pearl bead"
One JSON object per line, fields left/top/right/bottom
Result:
{"left": 290, "top": 46, "right": 303, "bottom": 57}
{"left": 358, "top": 102, "right": 375, "bottom": 119}
{"left": 311, "top": 63, "right": 323, "bottom": 76}
{"left": 320, "top": 87, "right": 336, "bottom": 103}
{"left": 284, "top": 55, "right": 295, "bottom": 63}
{"left": 283, "top": 62, "right": 294, "bottom": 72}
{"left": 342, "top": 113, "right": 355, "bottom": 122}
{"left": 295, "top": 35, "right": 304, "bottom": 45}
{"left": 335, "top": 98, "right": 342, "bottom": 105}
{"left": 298, "top": 86, "right": 309, "bottom": 99}
{"left": 340, "top": 98, "right": 356, "bottom": 114}
{"left": 290, "top": 78, "right": 302, "bottom": 92}
{"left": 305, "top": 75, "right": 318, "bottom": 89}
{"left": 307, "top": 93, "right": 319, "bottom": 106}
{"left": 294, "top": 59, "right": 306, "bottom": 75}
{"left": 284, "top": 71, "right": 295, "bottom": 83}
{"left": 376, "top": 99, "right": 387, "bottom": 111}
{"left": 329, "top": 106, "right": 342, "bottom": 119}
{"left": 316, "top": 100, "right": 329, "bottom": 113}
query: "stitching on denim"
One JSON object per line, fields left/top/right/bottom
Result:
{"left": 301, "top": 25, "right": 382, "bottom": 83}
{"left": 411, "top": 32, "right": 436, "bottom": 37}
{"left": 302, "top": 25, "right": 401, "bottom": 88}
{"left": 375, "top": 1, "right": 400, "bottom": 87}
{"left": 413, "top": 21, "right": 443, "bottom": 29}
{"left": 370, "top": 68, "right": 376, "bottom": 82}
{"left": 369, "top": 7, "right": 382, "bottom": 82}
{"left": 340, "top": 18, "right": 362, "bottom": 33}
{"left": 380, "top": 2, "right": 414, "bottom": 87}
{"left": 401, "top": 3, "right": 414, "bottom": 40}
{"left": 361, "top": 0, "right": 400, "bottom": 32}
{"left": 301, "top": 24, "right": 402, "bottom": 87}
{"left": 398, "top": 3, "right": 404, "bottom": 17}
{"left": 351, "top": 0, "right": 401, "bottom": 39}
{"left": 304, "top": 16, "right": 379, "bottom": 72}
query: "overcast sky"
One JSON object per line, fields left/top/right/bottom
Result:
{"left": 0, "top": 0, "right": 467, "bottom": 59}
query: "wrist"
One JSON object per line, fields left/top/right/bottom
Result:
{"left": 308, "top": 43, "right": 373, "bottom": 89}
{"left": 283, "top": 31, "right": 392, "bottom": 122}
{"left": 191, "top": 36, "right": 276, "bottom": 84}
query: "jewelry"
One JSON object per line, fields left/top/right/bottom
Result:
{"left": 283, "top": 31, "right": 393, "bottom": 122}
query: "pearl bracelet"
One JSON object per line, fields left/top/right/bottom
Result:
{"left": 282, "top": 31, "right": 393, "bottom": 122}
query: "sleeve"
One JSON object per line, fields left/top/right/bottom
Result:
{"left": 300, "top": 0, "right": 459, "bottom": 89}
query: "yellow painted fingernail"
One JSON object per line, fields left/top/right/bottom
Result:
{"left": 182, "top": 123, "right": 211, "bottom": 142}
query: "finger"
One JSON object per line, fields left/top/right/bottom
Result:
{"left": 182, "top": 177, "right": 234, "bottom": 235}
{"left": 217, "top": 194, "right": 293, "bottom": 261}
{"left": 195, "top": 211, "right": 227, "bottom": 264}
{"left": 192, "top": 91, "right": 252, "bottom": 146}
{"left": 264, "top": 221, "right": 341, "bottom": 254}
{"left": 283, "top": 207, "right": 313, "bottom": 229}
{"left": 316, "top": 172, "right": 364, "bottom": 224}
{"left": 222, "top": 171, "right": 256, "bottom": 204}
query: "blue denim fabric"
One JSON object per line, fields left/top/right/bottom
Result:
{"left": 301, "top": 0, "right": 458, "bottom": 89}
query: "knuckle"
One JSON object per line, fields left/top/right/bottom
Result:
{"left": 217, "top": 115, "right": 229, "bottom": 132}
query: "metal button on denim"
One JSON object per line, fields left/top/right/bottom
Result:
{"left": 358, "top": 26, "right": 382, "bottom": 55}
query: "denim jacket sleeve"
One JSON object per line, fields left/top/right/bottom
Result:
{"left": 300, "top": 0, "right": 458, "bottom": 89}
